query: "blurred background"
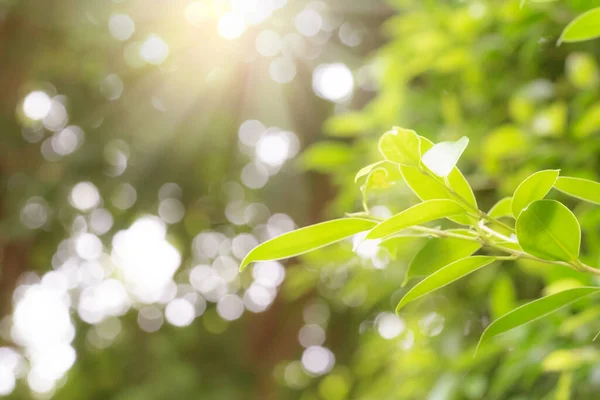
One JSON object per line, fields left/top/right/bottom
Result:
{"left": 1, "top": 0, "right": 600, "bottom": 399}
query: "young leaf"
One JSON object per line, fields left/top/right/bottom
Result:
{"left": 364, "top": 167, "right": 391, "bottom": 190}
{"left": 516, "top": 200, "right": 580, "bottom": 262}
{"left": 419, "top": 136, "right": 478, "bottom": 210}
{"left": 405, "top": 233, "right": 482, "bottom": 284}
{"left": 477, "top": 287, "right": 600, "bottom": 352}
{"left": 354, "top": 161, "right": 385, "bottom": 183}
{"left": 511, "top": 169, "right": 560, "bottom": 217}
{"left": 421, "top": 136, "right": 469, "bottom": 177}
{"left": 488, "top": 197, "right": 513, "bottom": 219}
{"left": 400, "top": 166, "right": 475, "bottom": 225}
{"left": 366, "top": 199, "right": 466, "bottom": 240}
{"left": 558, "top": 7, "right": 600, "bottom": 44}
{"left": 239, "top": 218, "right": 377, "bottom": 270}
{"left": 553, "top": 176, "right": 600, "bottom": 205}
{"left": 378, "top": 127, "right": 421, "bottom": 166}
{"left": 396, "top": 256, "right": 496, "bottom": 313}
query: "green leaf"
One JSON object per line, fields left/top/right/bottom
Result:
{"left": 378, "top": 127, "right": 421, "bottom": 166}
{"left": 355, "top": 161, "right": 385, "bottom": 183}
{"left": 355, "top": 161, "right": 402, "bottom": 184}
{"left": 421, "top": 136, "right": 469, "bottom": 178}
{"left": 400, "top": 166, "right": 475, "bottom": 225}
{"left": 405, "top": 232, "right": 482, "bottom": 284}
{"left": 363, "top": 167, "right": 390, "bottom": 190}
{"left": 573, "top": 102, "right": 600, "bottom": 137}
{"left": 300, "top": 142, "right": 353, "bottom": 173}
{"left": 511, "top": 169, "right": 560, "bottom": 217}
{"left": 239, "top": 218, "right": 377, "bottom": 270}
{"left": 366, "top": 199, "right": 466, "bottom": 240}
{"left": 477, "top": 287, "right": 600, "bottom": 352}
{"left": 417, "top": 136, "right": 478, "bottom": 215}
{"left": 488, "top": 197, "right": 513, "bottom": 219}
{"left": 324, "top": 111, "right": 373, "bottom": 136}
{"left": 516, "top": 199, "right": 581, "bottom": 262}
{"left": 554, "top": 176, "right": 600, "bottom": 205}
{"left": 396, "top": 256, "right": 496, "bottom": 313}
{"left": 559, "top": 7, "right": 600, "bottom": 44}
{"left": 490, "top": 273, "right": 517, "bottom": 319}
{"left": 543, "top": 349, "right": 600, "bottom": 372}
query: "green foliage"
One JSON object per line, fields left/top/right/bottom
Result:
{"left": 510, "top": 170, "right": 559, "bottom": 217}
{"left": 488, "top": 197, "right": 513, "bottom": 219}
{"left": 365, "top": 199, "right": 465, "bottom": 240}
{"left": 559, "top": 7, "right": 600, "bottom": 44}
{"left": 516, "top": 200, "right": 581, "bottom": 262}
{"left": 477, "top": 287, "right": 600, "bottom": 352}
{"left": 404, "top": 233, "right": 481, "bottom": 284}
{"left": 239, "top": 218, "right": 377, "bottom": 270}
{"left": 396, "top": 256, "right": 497, "bottom": 312}
{"left": 554, "top": 176, "right": 600, "bottom": 204}
{"left": 243, "top": 130, "right": 600, "bottom": 350}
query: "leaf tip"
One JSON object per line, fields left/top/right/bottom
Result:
{"left": 239, "top": 258, "right": 251, "bottom": 272}
{"left": 395, "top": 301, "right": 405, "bottom": 316}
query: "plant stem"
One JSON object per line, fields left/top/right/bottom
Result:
{"left": 478, "top": 221, "right": 514, "bottom": 242}
{"left": 419, "top": 167, "right": 516, "bottom": 234}
{"left": 411, "top": 225, "right": 600, "bottom": 277}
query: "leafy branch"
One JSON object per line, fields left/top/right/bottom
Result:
{"left": 239, "top": 127, "right": 600, "bottom": 351}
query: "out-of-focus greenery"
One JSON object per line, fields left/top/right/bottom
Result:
{"left": 1, "top": 0, "right": 600, "bottom": 399}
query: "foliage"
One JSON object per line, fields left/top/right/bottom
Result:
{"left": 245, "top": 128, "right": 600, "bottom": 347}
{"left": 2, "top": 0, "right": 600, "bottom": 399}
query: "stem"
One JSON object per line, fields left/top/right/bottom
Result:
{"left": 420, "top": 167, "right": 516, "bottom": 234}
{"left": 411, "top": 225, "right": 600, "bottom": 276}
{"left": 478, "top": 221, "right": 514, "bottom": 243}
{"left": 479, "top": 211, "right": 516, "bottom": 234}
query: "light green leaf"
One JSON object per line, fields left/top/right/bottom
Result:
{"left": 559, "top": 7, "right": 600, "bottom": 44}
{"left": 573, "top": 102, "right": 600, "bottom": 137}
{"left": 378, "top": 127, "right": 421, "bottom": 166}
{"left": 516, "top": 199, "right": 581, "bottom": 262}
{"left": 543, "top": 348, "right": 600, "bottom": 372}
{"left": 366, "top": 199, "right": 466, "bottom": 240}
{"left": 511, "top": 169, "right": 560, "bottom": 217}
{"left": 418, "top": 136, "right": 478, "bottom": 214}
{"left": 490, "top": 274, "right": 517, "bottom": 319}
{"left": 477, "top": 287, "right": 600, "bottom": 352}
{"left": 300, "top": 142, "right": 353, "bottom": 173}
{"left": 405, "top": 232, "right": 482, "bottom": 284}
{"left": 447, "top": 168, "right": 478, "bottom": 210}
{"left": 488, "top": 197, "right": 513, "bottom": 219}
{"left": 363, "top": 167, "right": 390, "bottom": 190}
{"left": 355, "top": 161, "right": 385, "bottom": 183}
{"left": 400, "top": 166, "right": 475, "bottom": 225}
{"left": 324, "top": 111, "right": 373, "bottom": 136}
{"left": 355, "top": 161, "right": 402, "bottom": 185}
{"left": 554, "top": 176, "right": 600, "bottom": 205}
{"left": 421, "top": 136, "right": 469, "bottom": 178}
{"left": 396, "top": 256, "right": 496, "bottom": 313}
{"left": 239, "top": 218, "right": 377, "bottom": 270}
